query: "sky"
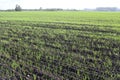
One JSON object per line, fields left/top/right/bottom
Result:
{"left": 0, "top": 0, "right": 120, "bottom": 10}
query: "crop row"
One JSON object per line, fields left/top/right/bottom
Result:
{"left": 0, "top": 20, "right": 120, "bottom": 79}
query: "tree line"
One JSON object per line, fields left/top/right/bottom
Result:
{"left": 0, "top": 4, "right": 79, "bottom": 11}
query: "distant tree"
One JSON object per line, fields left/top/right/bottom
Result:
{"left": 39, "top": 7, "right": 42, "bottom": 10}
{"left": 15, "top": 4, "right": 22, "bottom": 11}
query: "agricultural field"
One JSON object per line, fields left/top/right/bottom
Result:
{"left": 0, "top": 11, "right": 120, "bottom": 80}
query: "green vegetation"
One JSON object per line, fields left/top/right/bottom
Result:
{"left": 0, "top": 11, "right": 120, "bottom": 80}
